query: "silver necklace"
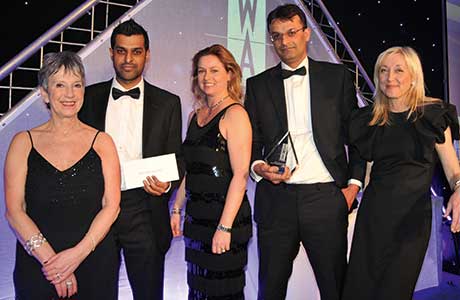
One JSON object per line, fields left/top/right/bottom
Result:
{"left": 208, "top": 95, "right": 229, "bottom": 111}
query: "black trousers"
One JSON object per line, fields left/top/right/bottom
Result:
{"left": 114, "top": 189, "right": 165, "bottom": 300}
{"left": 257, "top": 182, "right": 348, "bottom": 300}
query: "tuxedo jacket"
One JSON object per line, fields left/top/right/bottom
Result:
{"left": 245, "top": 58, "right": 366, "bottom": 224}
{"left": 79, "top": 79, "right": 184, "bottom": 252}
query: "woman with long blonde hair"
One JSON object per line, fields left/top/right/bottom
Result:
{"left": 369, "top": 46, "right": 439, "bottom": 126}
{"left": 342, "top": 46, "right": 460, "bottom": 300}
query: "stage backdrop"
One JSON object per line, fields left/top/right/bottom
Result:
{"left": 0, "top": 0, "right": 444, "bottom": 299}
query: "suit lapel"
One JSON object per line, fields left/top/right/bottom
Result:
{"left": 94, "top": 80, "right": 112, "bottom": 131}
{"left": 309, "top": 59, "right": 324, "bottom": 135}
{"left": 268, "top": 64, "right": 288, "bottom": 132}
{"left": 142, "top": 82, "right": 161, "bottom": 157}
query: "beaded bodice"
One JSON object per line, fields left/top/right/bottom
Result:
{"left": 25, "top": 135, "right": 104, "bottom": 252}
{"left": 182, "top": 104, "right": 239, "bottom": 192}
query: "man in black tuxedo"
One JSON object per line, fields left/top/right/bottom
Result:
{"left": 79, "top": 19, "right": 183, "bottom": 300}
{"left": 245, "top": 4, "right": 366, "bottom": 300}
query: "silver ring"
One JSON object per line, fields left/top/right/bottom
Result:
{"left": 66, "top": 280, "right": 73, "bottom": 287}
{"left": 221, "top": 248, "right": 226, "bottom": 253}
{"left": 56, "top": 273, "right": 62, "bottom": 280}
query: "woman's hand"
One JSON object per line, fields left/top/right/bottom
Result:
{"left": 42, "top": 246, "right": 87, "bottom": 284}
{"left": 212, "top": 230, "right": 231, "bottom": 255}
{"left": 445, "top": 189, "right": 460, "bottom": 233}
{"left": 53, "top": 273, "right": 78, "bottom": 298}
{"left": 170, "top": 213, "right": 182, "bottom": 237}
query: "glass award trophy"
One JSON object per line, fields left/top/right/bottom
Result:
{"left": 263, "top": 131, "right": 299, "bottom": 174}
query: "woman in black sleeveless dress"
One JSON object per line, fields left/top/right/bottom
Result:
{"left": 342, "top": 46, "right": 460, "bottom": 300}
{"left": 171, "top": 44, "right": 252, "bottom": 299}
{"left": 4, "top": 51, "right": 120, "bottom": 299}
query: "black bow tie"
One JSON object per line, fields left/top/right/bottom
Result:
{"left": 281, "top": 66, "right": 307, "bottom": 79}
{"left": 112, "top": 87, "right": 141, "bottom": 100}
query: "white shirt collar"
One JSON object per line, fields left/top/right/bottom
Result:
{"left": 281, "top": 56, "right": 309, "bottom": 72}
{"left": 111, "top": 76, "right": 145, "bottom": 95}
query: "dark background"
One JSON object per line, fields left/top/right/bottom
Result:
{"left": 0, "top": 0, "right": 447, "bottom": 99}
{"left": 327, "top": 0, "right": 446, "bottom": 100}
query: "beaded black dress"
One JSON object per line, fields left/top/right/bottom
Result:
{"left": 342, "top": 103, "right": 459, "bottom": 300}
{"left": 13, "top": 131, "right": 118, "bottom": 300}
{"left": 182, "top": 104, "right": 252, "bottom": 300}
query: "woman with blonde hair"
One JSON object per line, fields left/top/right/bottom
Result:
{"left": 369, "top": 46, "right": 440, "bottom": 125}
{"left": 170, "top": 44, "right": 252, "bottom": 299}
{"left": 342, "top": 46, "right": 460, "bottom": 300}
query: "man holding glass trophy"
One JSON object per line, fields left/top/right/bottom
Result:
{"left": 244, "top": 4, "right": 366, "bottom": 300}
{"left": 263, "top": 131, "right": 298, "bottom": 175}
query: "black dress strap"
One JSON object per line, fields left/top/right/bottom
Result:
{"left": 26, "top": 130, "right": 34, "bottom": 147}
{"left": 219, "top": 102, "right": 243, "bottom": 120}
{"left": 91, "top": 130, "right": 101, "bottom": 148}
{"left": 222, "top": 102, "right": 242, "bottom": 111}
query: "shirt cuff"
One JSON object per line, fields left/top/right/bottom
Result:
{"left": 250, "top": 160, "right": 266, "bottom": 182}
{"left": 164, "top": 182, "right": 172, "bottom": 193}
{"left": 348, "top": 178, "right": 363, "bottom": 189}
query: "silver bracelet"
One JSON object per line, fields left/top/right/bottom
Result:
{"left": 171, "top": 207, "right": 182, "bottom": 215}
{"left": 216, "top": 223, "right": 232, "bottom": 233}
{"left": 86, "top": 233, "right": 96, "bottom": 252}
{"left": 453, "top": 179, "right": 460, "bottom": 191}
{"left": 24, "top": 232, "right": 47, "bottom": 255}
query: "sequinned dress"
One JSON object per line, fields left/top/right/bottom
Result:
{"left": 342, "top": 103, "right": 459, "bottom": 300}
{"left": 182, "top": 104, "right": 253, "bottom": 300}
{"left": 13, "top": 131, "right": 118, "bottom": 300}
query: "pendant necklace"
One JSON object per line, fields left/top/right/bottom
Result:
{"left": 201, "top": 95, "right": 230, "bottom": 126}
{"left": 208, "top": 95, "right": 230, "bottom": 112}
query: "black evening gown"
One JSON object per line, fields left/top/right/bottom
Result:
{"left": 342, "top": 103, "right": 459, "bottom": 300}
{"left": 182, "top": 103, "right": 253, "bottom": 300}
{"left": 13, "top": 131, "right": 118, "bottom": 300}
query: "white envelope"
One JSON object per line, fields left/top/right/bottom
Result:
{"left": 121, "top": 153, "right": 179, "bottom": 191}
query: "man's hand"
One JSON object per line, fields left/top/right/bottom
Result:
{"left": 253, "top": 162, "right": 292, "bottom": 184}
{"left": 341, "top": 184, "right": 360, "bottom": 210}
{"left": 143, "top": 176, "right": 170, "bottom": 196}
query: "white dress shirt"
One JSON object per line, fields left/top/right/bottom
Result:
{"left": 105, "top": 78, "right": 144, "bottom": 190}
{"left": 281, "top": 57, "right": 333, "bottom": 184}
